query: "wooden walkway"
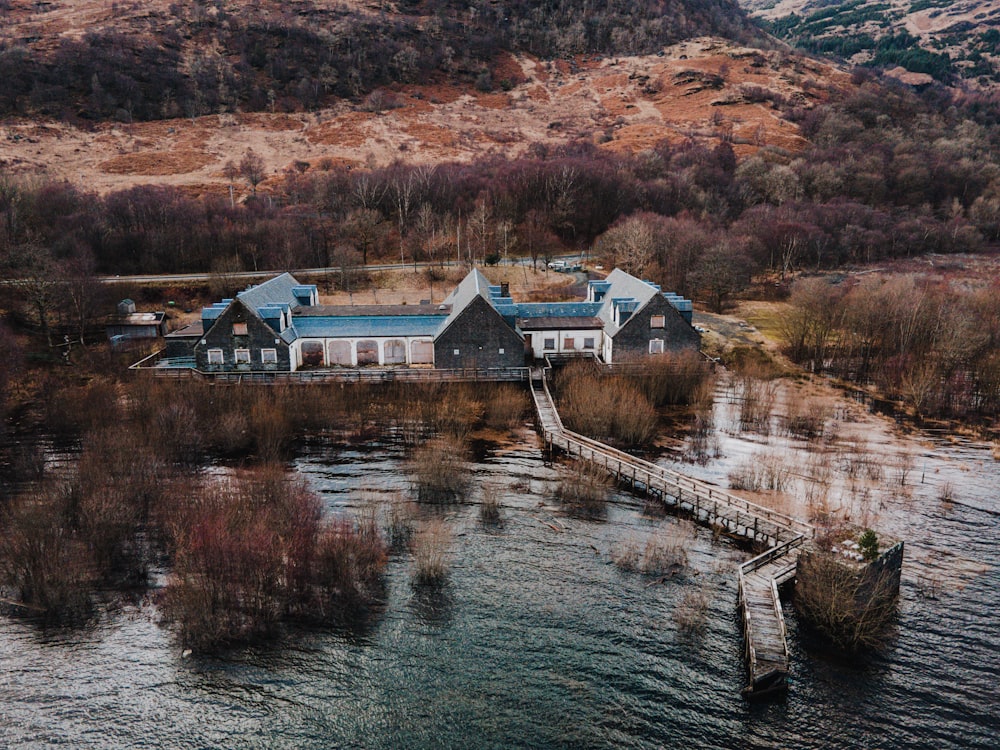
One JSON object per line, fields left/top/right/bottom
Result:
{"left": 529, "top": 367, "right": 812, "bottom": 697}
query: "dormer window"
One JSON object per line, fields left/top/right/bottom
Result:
{"left": 233, "top": 322, "right": 248, "bottom": 336}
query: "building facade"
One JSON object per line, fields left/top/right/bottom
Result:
{"left": 160, "top": 268, "right": 698, "bottom": 374}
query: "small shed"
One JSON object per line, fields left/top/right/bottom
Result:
{"left": 106, "top": 310, "right": 167, "bottom": 341}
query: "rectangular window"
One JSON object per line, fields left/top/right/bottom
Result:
{"left": 453, "top": 349, "right": 460, "bottom": 356}
{"left": 543, "top": 338, "right": 555, "bottom": 350}
{"left": 563, "top": 338, "right": 575, "bottom": 350}
{"left": 583, "top": 337, "right": 595, "bottom": 349}
{"left": 498, "top": 348, "right": 504, "bottom": 355}
{"left": 650, "top": 315, "right": 665, "bottom": 329}
{"left": 235, "top": 348, "right": 251, "bottom": 363}
{"left": 649, "top": 339, "right": 665, "bottom": 354}
{"left": 232, "top": 322, "right": 248, "bottom": 336}
{"left": 207, "top": 349, "right": 224, "bottom": 364}
{"left": 261, "top": 348, "right": 277, "bottom": 364}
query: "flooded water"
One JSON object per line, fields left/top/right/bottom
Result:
{"left": 1, "top": 411, "right": 998, "bottom": 748}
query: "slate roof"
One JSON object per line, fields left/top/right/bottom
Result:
{"left": 166, "top": 321, "right": 204, "bottom": 338}
{"left": 497, "top": 301, "right": 603, "bottom": 319}
{"left": 292, "top": 315, "right": 446, "bottom": 339}
{"left": 437, "top": 268, "right": 496, "bottom": 334}
{"left": 297, "top": 304, "right": 451, "bottom": 317}
{"left": 236, "top": 272, "right": 302, "bottom": 312}
{"left": 517, "top": 316, "right": 603, "bottom": 331}
{"left": 594, "top": 269, "right": 662, "bottom": 336}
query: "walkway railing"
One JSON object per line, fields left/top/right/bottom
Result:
{"left": 529, "top": 364, "right": 812, "bottom": 697}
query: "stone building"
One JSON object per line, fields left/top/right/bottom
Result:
{"left": 157, "top": 267, "right": 698, "bottom": 373}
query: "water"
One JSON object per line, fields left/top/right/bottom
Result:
{"left": 1, "top": 422, "right": 998, "bottom": 749}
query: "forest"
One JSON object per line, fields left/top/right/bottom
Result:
{"left": 2, "top": 73, "right": 998, "bottom": 286}
{"left": 0, "top": 0, "right": 759, "bottom": 122}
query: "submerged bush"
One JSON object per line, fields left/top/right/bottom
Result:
{"left": 0, "top": 485, "right": 96, "bottom": 624}
{"left": 412, "top": 519, "right": 452, "bottom": 585}
{"left": 555, "top": 461, "right": 612, "bottom": 517}
{"left": 160, "top": 468, "right": 387, "bottom": 650}
{"left": 555, "top": 362, "right": 658, "bottom": 447}
{"left": 409, "top": 436, "right": 470, "bottom": 503}
{"left": 794, "top": 549, "right": 900, "bottom": 653}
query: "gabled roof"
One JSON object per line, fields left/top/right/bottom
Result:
{"left": 594, "top": 269, "right": 664, "bottom": 336}
{"left": 237, "top": 272, "right": 302, "bottom": 312}
{"left": 437, "top": 268, "right": 497, "bottom": 335}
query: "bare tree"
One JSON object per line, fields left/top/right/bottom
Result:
{"left": 239, "top": 149, "right": 266, "bottom": 196}
{"left": 344, "top": 208, "right": 387, "bottom": 266}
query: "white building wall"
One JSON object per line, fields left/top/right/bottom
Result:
{"left": 529, "top": 329, "right": 603, "bottom": 358}
{"left": 294, "top": 337, "right": 436, "bottom": 367}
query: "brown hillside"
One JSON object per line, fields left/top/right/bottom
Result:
{"left": 0, "top": 38, "right": 849, "bottom": 197}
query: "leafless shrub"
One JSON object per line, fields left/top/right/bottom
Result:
{"left": 483, "top": 384, "right": 529, "bottom": 432}
{"left": 613, "top": 522, "right": 693, "bottom": 575}
{"left": 0, "top": 485, "right": 95, "bottom": 624}
{"left": 555, "top": 461, "right": 612, "bottom": 517}
{"left": 839, "top": 439, "right": 884, "bottom": 481}
{"left": 382, "top": 492, "right": 417, "bottom": 550}
{"left": 890, "top": 452, "right": 914, "bottom": 488}
{"left": 782, "top": 397, "right": 831, "bottom": 440}
{"left": 638, "top": 350, "right": 715, "bottom": 407}
{"left": 674, "top": 586, "right": 711, "bottom": 633}
{"left": 938, "top": 481, "right": 956, "bottom": 505}
{"left": 728, "top": 451, "right": 793, "bottom": 492}
{"left": 410, "top": 436, "right": 470, "bottom": 503}
{"left": 555, "top": 362, "right": 658, "bottom": 447}
{"left": 480, "top": 482, "right": 503, "bottom": 525}
{"left": 161, "top": 468, "right": 387, "bottom": 649}
{"left": 734, "top": 369, "right": 778, "bottom": 435}
{"left": 412, "top": 519, "right": 451, "bottom": 584}
{"left": 794, "top": 550, "right": 899, "bottom": 653}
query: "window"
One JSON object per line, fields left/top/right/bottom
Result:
{"left": 543, "top": 338, "right": 555, "bottom": 350}
{"left": 498, "top": 348, "right": 504, "bottom": 355}
{"left": 232, "top": 322, "right": 248, "bottom": 336}
{"left": 261, "top": 348, "right": 277, "bottom": 364}
{"left": 453, "top": 349, "right": 460, "bottom": 356}
{"left": 649, "top": 339, "right": 665, "bottom": 354}
{"left": 207, "top": 349, "right": 224, "bottom": 364}
{"left": 563, "top": 338, "right": 575, "bottom": 350}
{"left": 650, "top": 315, "right": 665, "bottom": 329}
{"left": 235, "top": 348, "right": 251, "bottom": 364}
{"left": 583, "top": 337, "right": 595, "bottom": 349}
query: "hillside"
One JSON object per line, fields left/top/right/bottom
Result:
{"left": 740, "top": 0, "right": 1000, "bottom": 88}
{"left": 1, "top": 39, "right": 841, "bottom": 195}
{"left": 0, "top": 0, "right": 762, "bottom": 123}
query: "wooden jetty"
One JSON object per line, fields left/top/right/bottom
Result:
{"left": 529, "top": 366, "right": 812, "bottom": 697}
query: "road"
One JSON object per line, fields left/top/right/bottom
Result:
{"left": 96, "top": 255, "right": 585, "bottom": 285}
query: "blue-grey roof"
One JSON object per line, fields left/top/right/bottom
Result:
{"left": 439, "top": 268, "right": 494, "bottom": 332}
{"left": 292, "top": 315, "right": 445, "bottom": 339}
{"left": 237, "top": 273, "right": 302, "bottom": 312}
{"left": 495, "top": 301, "right": 603, "bottom": 318}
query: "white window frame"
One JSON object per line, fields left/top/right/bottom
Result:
{"left": 649, "top": 339, "right": 665, "bottom": 354}
{"left": 207, "top": 348, "right": 224, "bottom": 364}
{"left": 498, "top": 348, "right": 504, "bottom": 355}
{"left": 650, "top": 315, "right": 665, "bottom": 329}
{"left": 261, "top": 348, "right": 278, "bottom": 364}
{"left": 453, "top": 349, "right": 460, "bottom": 356}
{"left": 232, "top": 322, "right": 248, "bottom": 336}
{"left": 234, "top": 348, "right": 251, "bottom": 364}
